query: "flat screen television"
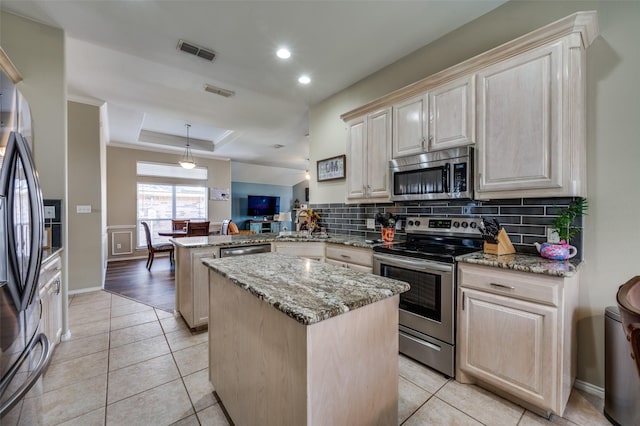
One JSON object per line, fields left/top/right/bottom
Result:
{"left": 247, "top": 195, "right": 280, "bottom": 217}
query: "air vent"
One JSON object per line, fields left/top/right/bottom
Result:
{"left": 177, "top": 40, "right": 216, "bottom": 62}
{"left": 204, "top": 84, "right": 235, "bottom": 98}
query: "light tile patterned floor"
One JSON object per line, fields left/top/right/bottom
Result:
{"left": 30, "top": 291, "right": 610, "bottom": 425}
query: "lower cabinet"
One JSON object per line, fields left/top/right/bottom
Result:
{"left": 176, "top": 246, "right": 218, "bottom": 329}
{"left": 457, "top": 263, "right": 578, "bottom": 416}
{"left": 39, "top": 253, "right": 63, "bottom": 349}
{"left": 325, "top": 245, "right": 373, "bottom": 273}
{"left": 272, "top": 242, "right": 325, "bottom": 262}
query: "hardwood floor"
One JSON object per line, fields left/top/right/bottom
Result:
{"left": 104, "top": 257, "right": 175, "bottom": 312}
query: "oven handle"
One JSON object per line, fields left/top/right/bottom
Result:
{"left": 399, "top": 330, "right": 442, "bottom": 352}
{"left": 374, "top": 253, "right": 453, "bottom": 273}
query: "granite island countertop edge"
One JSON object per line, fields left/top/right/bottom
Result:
{"left": 171, "top": 233, "right": 384, "bottom": 249}
{"left": 202, "top": 252, "right": 410, "bottom": 326}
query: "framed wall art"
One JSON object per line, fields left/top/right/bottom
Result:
{"left": 316, "top": 155, "right": 346, "bottom": 182}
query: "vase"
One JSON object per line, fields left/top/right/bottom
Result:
{"left": 381, "top": 227, "right": 395, "bottom": 242}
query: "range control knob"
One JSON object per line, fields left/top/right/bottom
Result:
{"left": 414, "top": 220, "right": 421, "bottom": 226}
{"left": 461, "top": 222, "right": 469, "bottom": 228}
{"left": 453, "top": 221, "right": 460, "bottom": 228}
{"left": 470, "top": 222, "right": 477, "bottom": 229}
{"left": 407, "top": 220, "right": 414, "bottom": 226}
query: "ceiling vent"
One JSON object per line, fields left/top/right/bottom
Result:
{"left": 204, "top": 84, "right": 235, "bottom": 98}
{"left": 177, "top": 40, "right": 216, "bottom": 62}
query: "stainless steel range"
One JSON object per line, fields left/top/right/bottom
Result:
{"left": 373, "top": 216, "right": 483, "bottom": 377}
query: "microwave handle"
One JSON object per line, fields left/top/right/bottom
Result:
{"left": 443, "top": 163, "right": 450, "bottom": 193}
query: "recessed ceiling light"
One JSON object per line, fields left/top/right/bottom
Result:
{"left": 276, "top": 48, "right": 291, "bottom": 59}
{"left": 298, "top": 75, "right": 311, "bottom": 85}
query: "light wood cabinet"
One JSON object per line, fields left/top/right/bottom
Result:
{"left": 392, "top": 94, "right": 427, "bottom": 158}
{"left": 457, "top": 263, "right": 579, "bottom": 416}
{"left": 325, "top": 245, "right": 373, "bottom": 274}
{"left": 428, "top": 75, "right": 475, "bottom": 150}
{"left": 346, "top": 108, "right": 391, "bottom": 203}
{"left": 273, "top": 242, "right": 325, "bottom": 262}
{"left": 39, "top": 253, "right": 62, "bottom": 349}
{"left": 176, "top": 246, "right": 219, "bottom": 329}
{"left": 392, "top": 75, "right": 474, "bottom": 159}
{"left": 475, "top": 36, "right": 587, "bottom": 199}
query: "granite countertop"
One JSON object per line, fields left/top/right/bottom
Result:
{"left": 42, "top": 247, "right": 63, "bottom": 263}
{"left": 171, "top": 232, "right": 384, "bottom": 249}
{"left": 202, "top": 252, "right": 410, "bottom": 325}
{"left": 456, "top": 251, "right": 580, "bottom": 277}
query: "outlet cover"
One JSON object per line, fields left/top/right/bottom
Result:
{"left": 76, "top": 205, "right": 92, "bottom": 214}
{"left": 547, "top": 228, "right": 560, "bottom": 243}
{"left": 366, "top": 218, "right": 375, "bottom": 229}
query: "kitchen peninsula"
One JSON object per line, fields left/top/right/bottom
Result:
{"left": 202, "top": 252, "right": 409, "bottom": 425}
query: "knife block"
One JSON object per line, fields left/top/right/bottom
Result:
{"left": 483, "top": 228, "right": 516, "bottom": 255}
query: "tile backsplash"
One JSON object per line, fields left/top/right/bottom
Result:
{"left": 310, "top": 197, "right": 584, "bottom": 258}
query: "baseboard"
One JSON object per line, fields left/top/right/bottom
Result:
{"left": 68, "top": 286, "right": 103, "bottom": 295}
{"left": 574, "top": 379, "right": 605, "bottom": 399}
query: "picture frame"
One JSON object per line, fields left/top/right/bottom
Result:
{"left": 316, "top": 155, "right": 346, "bottom": 182}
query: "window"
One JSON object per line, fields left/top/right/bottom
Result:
{"left": 137, "top": 183, "right": 207, "bottom": 247}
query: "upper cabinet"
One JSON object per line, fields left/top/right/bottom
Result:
{"left": 341, "top": 11, "right": 598, "bottom": 201}
{"left": 392, "top": 94, "right": 428, "bottom": 158}
{"left": 346, "top": 108, "right": 392, "bottom": 203}
{"left": 428, "top": 75, "right": 475, "bottom": 151}
{"left": 475, "top": 38, "right": 584, "bottom": 199}
{"left": 392, "top": 75, "right": 475, "bottom": 158}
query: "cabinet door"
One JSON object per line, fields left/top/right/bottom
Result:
{"left": 346, "top": 116, "right": 367, "bottom": 199}
{"left": 191, "top": 250, "right": 216, "bottom": 327}
{"left": 270, "top": 222, "right": 280, "bottom": 233}
{"left": 392, "top": 94, "right": 427, "bottom": 158}
{"left": 476, "top": 42, "right": 563, "bottom": 196}
{"left": 429, "top": 75, "right": 475, "bottom": 150}
{"left": 458, "top": 287, "right": 558, "bottom": 411}
{"left": 367, "top": 108, "right": 391, "bottom": 199}
{"left": 48, "top": 273, "right": 62, "bottom": 344}
{"left": 249, "top": 223, "right": 262, "bottom": 234}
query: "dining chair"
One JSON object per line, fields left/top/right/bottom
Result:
{"left": 187, "top": 221, "right": 210, "bottom": 236}
{"left": 172, "top": 219, "right": 189, "bottom": 231}
{"left": 141, "top": 221, "right": 174, "bottom": 270}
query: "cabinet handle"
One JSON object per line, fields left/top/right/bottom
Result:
{"left": 55, "top": 280, "right": 61, "bottom": 294}
{"left": 461, "top": 291, "right": 465, "bottom": 311}
{"left": 490, "top": 282, "right": 515, "bottom": 290}
{"left": 340, "top": 254, "right": 351, "bottom": 259}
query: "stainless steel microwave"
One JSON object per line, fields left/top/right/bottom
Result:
{"left": 389, "top": 146, "right": 473, "bottom": 201}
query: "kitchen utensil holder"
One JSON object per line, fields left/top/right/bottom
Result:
{"left": 483, "top": 229, "right": 516, "bottom": 255}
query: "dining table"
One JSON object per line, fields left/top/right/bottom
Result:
{"left": 158, "top": 230, "right": 188, "bottom": 238}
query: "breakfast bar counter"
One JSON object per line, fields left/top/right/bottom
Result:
{"left": 202, "top": 252, "right": 409, "bottom": 426}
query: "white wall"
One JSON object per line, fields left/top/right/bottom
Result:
{"left": 232, "top": 161, "right": 306, "bottom": 186}
{"left": 308, "top": 0, "right": 640, "bottom": 388}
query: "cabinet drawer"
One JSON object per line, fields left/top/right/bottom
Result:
{"left": 325, "top": 245, "right": 372, "bottom": 267}
{"left": 40, "top": 254, "right": 62, "bottom": 287}
{"left": 326, "top": 258, "right": 373, "bottom": 274}
{"left": 458, "top": 263, "right": 560, "bottom": 306}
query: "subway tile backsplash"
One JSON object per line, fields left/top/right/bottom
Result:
{"left": 310, "top": 197, "right": 584, "bottom": 259}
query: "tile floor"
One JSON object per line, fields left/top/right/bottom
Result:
{"left": 30, "top": 291, "right": 609, "bottom": 425}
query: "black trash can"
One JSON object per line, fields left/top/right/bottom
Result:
{"left": 604, "top": 306, "right": 640, "bottom": 425}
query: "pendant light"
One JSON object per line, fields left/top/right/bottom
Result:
{"left": 179, "top": 124, "right": 196, "bottom": 169}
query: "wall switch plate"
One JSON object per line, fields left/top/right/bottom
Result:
{"left": 547, "top": 228, "right": 560, "bottom": 243}
{"left": 44, "top": 206, "right": 56, "bottom": 219}
{"left": 395, "top": 220, "right": 402, "bottom": 231}
{"left": 366, "top": 218, "right": 375, "bottom": 229}
{"left": 76, "top": 205, "right": 92, "bottom": 214}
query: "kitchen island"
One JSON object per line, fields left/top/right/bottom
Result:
{"left": 202, "top": 252, "right": 409, "bottom": 426}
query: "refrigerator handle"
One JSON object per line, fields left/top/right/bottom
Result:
{"left": 0, "top": 333, "right": 50, "bottom": 417}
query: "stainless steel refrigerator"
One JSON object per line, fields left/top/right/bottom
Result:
{"left": 0, "top": 68, "right": 51, "bottom": 422}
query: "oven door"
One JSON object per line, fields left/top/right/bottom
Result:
{"left": 373, "top": 253, "right": 454, "bottom": 344}
{"left": 390, "top": 160, "right": 450, "bottom": 201}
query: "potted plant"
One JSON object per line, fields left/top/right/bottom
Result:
{"left": 535, "top": 198, "right": 587, "bottom": 260}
